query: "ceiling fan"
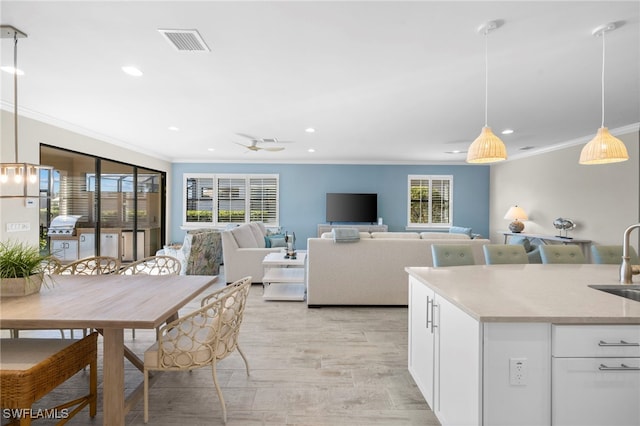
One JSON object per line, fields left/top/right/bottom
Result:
{"left": 233, "top": 133, "right": 293, "bottom": 152}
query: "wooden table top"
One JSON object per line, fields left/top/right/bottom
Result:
{"left": 0, "top": 274, "right": 217, "bottom": 330}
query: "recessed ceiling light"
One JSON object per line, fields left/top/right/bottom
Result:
{"left": 122, "top": 66, "right": 143, "bottom": 77}
{"left": 0, "top": 66, "right": 24, "bottom": 75}
{"left": 445, "top": 150, "right": 467, "bottom": 154}
{"left": 168, "top": 126, "right": 180, "bottom": 131}
{"left": 305, "top": 128, "right": 316, "bottom": 133}
{"left": 207, "top": 148, "right": 215, "bottom": 152}
{"left": 308, "top": 148, "right": 316, "bottom": 153}
{"left": 501, "top": 129, "right": 514, "bottom": 135}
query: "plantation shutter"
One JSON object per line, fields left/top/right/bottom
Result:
{"left": 249, "top": 177, "right": 278, "bottom": 225}
{"left": 408, "top": 175, "right": 452, "bottom": 226}
{"left": 409, "top": 178, "right": 430, "bottom": 224}
{"left": 185, "top": 176, "right": 214, "bottom": 223}
{"left": 217, "top": 177, "right": 246, "bottom": 223}
{"left": 431, "top": 178, "right": 451, "bottom": 225}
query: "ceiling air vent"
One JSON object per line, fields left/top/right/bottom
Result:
{"left": 158, "top": 29, "right": 210, "bottom": 52}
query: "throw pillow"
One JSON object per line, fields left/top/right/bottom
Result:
{"left": 449, "top": 226, "right": 473, "bottom": 238}
{"left": 264, "top": 234, "right": 286, "bottom": 248}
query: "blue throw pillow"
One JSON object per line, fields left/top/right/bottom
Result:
{"left": 449, "top": 226, "right": 473, "bottom": 238}
{"left": 265, "top": 234, "right": 286, "bottom": 248}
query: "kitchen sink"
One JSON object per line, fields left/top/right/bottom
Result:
{"left": 589, "top": 285, "right": 640, "bottom": 302}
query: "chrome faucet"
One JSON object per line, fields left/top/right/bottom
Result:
{"left": 620, "top": 223, "right": 640, "bottom": 284}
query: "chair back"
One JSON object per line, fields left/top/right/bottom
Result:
{"left": 58, "top": 256, "right": 120, "bottom": 275}
{"left": 431, "top": 244, "right": 475, "bottom": 267}
{"left": 591, "top": 245, "right": 639, "bottom": 265}
{"left": 157, "top": 276, "right": 251, "bottom": 369}
{"left": 40, "top": 256, "right": 62, "bottom": 274}
{"left": 539, "top": 245, "right": 586, "bottom": 264}
{"left": 120, "top": 255, "right": 181, "bottom": 275}
{"left": 483, "top": 244, "right": 529, "bottom": 265}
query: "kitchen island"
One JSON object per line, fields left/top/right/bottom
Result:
{"left": 406, "top": 264, "right": 640, "bottom": 426}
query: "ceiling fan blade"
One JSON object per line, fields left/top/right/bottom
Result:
{"left": 233, "top": 141, "right": 250, "bottom": 148}
{"left": 263, "top": 146, "right": 285, "bottom": 152}
{"left": 236, "top": 133, "right": 260, "bottom": 141}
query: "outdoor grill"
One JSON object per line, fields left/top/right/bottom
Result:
{"left": 47, "top": 215, "right": 82, "bottom": 236}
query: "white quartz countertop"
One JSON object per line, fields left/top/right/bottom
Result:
{"left": 406, "top": 264, "right": 640, "bottom": 324}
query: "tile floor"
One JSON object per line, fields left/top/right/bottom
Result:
{"left": 1, "top": 275, "right": 439, "bottom": 425}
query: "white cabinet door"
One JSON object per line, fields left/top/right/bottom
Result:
{"left": 408, "top": 277, "right": 435, "bottom": 408}
{"left": 434, "top": 295, "right": 481, "bottom": 426}
{"left": 51, "top": 240, "right": 78, "bottom": 262}
{"left": 78, "top": 233, "right": 95, "bottom": 259}
{"left": 100, "top": 233, "right": 119, "bottom": 258}
{"left": 552, "top": 357, "right": 640, "bottom": 426}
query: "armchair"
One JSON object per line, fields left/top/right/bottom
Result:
{"left": 159, "top": 230, "right": 222, "bottom": 275}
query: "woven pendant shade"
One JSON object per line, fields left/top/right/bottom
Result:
{"left": 466, "top": 127, "right": 507, "bottom": 163}
{"left": 579, "top": 127, "right": 629, "bottom": 165}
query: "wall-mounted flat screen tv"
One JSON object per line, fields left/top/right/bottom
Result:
{"left": 326, "top": 193, "right": 377, "bottom": 223}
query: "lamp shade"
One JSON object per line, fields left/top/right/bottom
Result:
{"left": 466, "top": 127, "right": 507, "bottom": 164}
{"left": 579, "top": 127, "right": 629, "bottom": 165}
{"left": 504, "top": 206, "right": 528, "bottom": 221}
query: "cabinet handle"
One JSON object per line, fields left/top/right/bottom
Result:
{"left": 431, "top": 303, "right": 439, "bottom": 333}
{"left": 426, "top": 296, "right": 433, "bottom": 331}
{"left": 598, "top": 340, "right": 640, "bottom": 347}
{"left": 599, "top": 363, "right": 640, "bottom": 371}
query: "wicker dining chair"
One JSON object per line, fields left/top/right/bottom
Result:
{"left": 120, "top": 255, "right": 181, "bottom": 338}
{"left": 143, "top": 276, "right": 252, "bottom": 424}
{"left": 119, "top": 255, "right": 181, "bottom": 275}
{"left": 0, "top": 332, "right": 98, "bottom": 426}
{"left": 57, "top": 256, "right": 120, "bottom": 275}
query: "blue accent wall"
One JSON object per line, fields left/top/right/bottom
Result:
{"left": 170, "top": 163, "right": 490, "bottom": 248}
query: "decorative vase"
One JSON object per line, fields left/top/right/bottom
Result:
{"left": 0, "top": 274, "right": 44, "bottom": 297}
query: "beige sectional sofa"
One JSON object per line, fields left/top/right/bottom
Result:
{"left": 306, "top": 232, "right": 490, "bottom": 306}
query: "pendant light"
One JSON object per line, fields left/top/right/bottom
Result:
{"left": 466, "top": 20, "right": 507, "bottom": 164}
{"left": 579, "top": 22, "right": 629, "bottom": 165}
{"left": 0, "top": 25, "right": 51, "bottom": 198}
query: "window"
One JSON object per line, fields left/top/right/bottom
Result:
{"left": 184, "top": 174, "right": 279, "bottom": 227}
{"left": 408, "top": 175, "right": 452, "bottom": 227}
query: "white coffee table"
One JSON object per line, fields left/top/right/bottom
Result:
{"left": 262, "top": 251, "right": 307, "bottom": 301}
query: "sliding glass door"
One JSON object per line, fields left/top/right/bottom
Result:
{"left": 40, "top": 145, "right": 165, "bottom": 263}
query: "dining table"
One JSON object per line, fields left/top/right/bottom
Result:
{"left": 0, "top": 273, "right": 217, "bottom": 426}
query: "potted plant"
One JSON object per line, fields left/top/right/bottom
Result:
{"left": 0, "top": 240, "right": 51, "bottom": 297}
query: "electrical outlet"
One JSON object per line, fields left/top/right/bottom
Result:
{"left": 509, "top": 357, "right": 527, "bottom": 386}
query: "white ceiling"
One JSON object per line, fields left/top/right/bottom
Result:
{"left": 1, "top": 1, "right": 639, "bottom": 164}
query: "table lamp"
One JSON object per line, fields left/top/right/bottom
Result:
{"left": 504, "top": 205, "right": 528, "bottom": 233}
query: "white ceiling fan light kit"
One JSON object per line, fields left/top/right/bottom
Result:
{"left": 233, "top": 133, "right": 291, "bottom": 152}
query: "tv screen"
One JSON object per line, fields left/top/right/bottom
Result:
{"left": 326, "top": 193, "right": 377, "bottom": 223}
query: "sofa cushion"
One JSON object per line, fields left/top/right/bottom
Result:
{"left": 231, "top": 224, "right": 259, "bottom": 248}
{"left": 248, "top": 222, "right": 266, "bottom": 248}
{"left": 371, "top": 232, "right": 419, "bottom": 239}
{"left": 420, "top": 232, "right": 470, "bottom": 240}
